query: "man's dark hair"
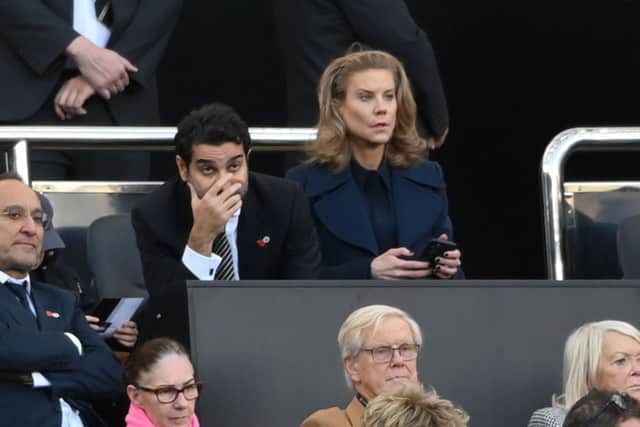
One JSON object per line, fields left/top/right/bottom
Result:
{"left": 0, "top": 171, "right": 24, "bottom": 182}
{"left": 174, "top": 102, "right": 251, "bottom": 165}
{"left": 563, "top": 390, "right": 640, "bottom": 427}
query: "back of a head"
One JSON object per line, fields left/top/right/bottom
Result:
{"left": 362, "top": 383, "right": 469, "bottom": 427}
{"left": 563, "top": 389, "right": 640, "bottom": 427}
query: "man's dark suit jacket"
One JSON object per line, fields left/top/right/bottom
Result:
{"left": 0, "top": 0, "right": 182, "bottom": 123}
{"left": 0, "top": 280, "right": 121, "bottom": 427}
{"left": 273, "top": 0, "right": 449, "bottom": 138}
{"left": 131, "top": 173, "right": 322, "bottom": 347}
{"left": 287, "top": 161, "right": 456, "bottom": 279}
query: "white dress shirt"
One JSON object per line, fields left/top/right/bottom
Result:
{"left": 73, "top": 0, "right": 111, "bottom": 47}
{"left": 182, "top": 209, "right": 241, "bottom": 280}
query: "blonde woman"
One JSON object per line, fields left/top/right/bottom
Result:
{"left": 363, "top": 383, "right": 469, "bottom": 427}
{"left": 287, "top": 50, "right": 461, "bottom": 280}
{"left": 528, "top": 320, "right": 640, "bottom": 427}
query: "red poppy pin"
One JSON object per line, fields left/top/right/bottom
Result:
{"left": 45, "top": 310, "right": 60, "bottom": 318}
{"left": 257, "top": 236, "right": 271, "bottom": 247}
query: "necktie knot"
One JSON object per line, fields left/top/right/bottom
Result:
{"left": 5, "top": 281, "right": 29, "bottom": 308}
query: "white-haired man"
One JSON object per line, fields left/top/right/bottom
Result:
{"left": 301, "top": 304, "right": 423, "bottom": 427}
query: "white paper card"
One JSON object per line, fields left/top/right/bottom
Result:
{"left": 98, "top": 297, "right": 144, "bottom": 338}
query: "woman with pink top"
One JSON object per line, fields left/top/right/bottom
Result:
{"left": 124, "top": 338, "right": 201, "bottom": 427}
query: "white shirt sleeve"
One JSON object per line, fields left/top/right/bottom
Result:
{"left": 32, "top": 372, "right": 52, "bottom": 388}
{"left": 182, "top": 245, "right": 221, "bottom": 280}
{"left": 31, "top": 333, "right": 82, "bottom": 388}
{"left": 64, "top": 332, "right": 83, "bottom": 356}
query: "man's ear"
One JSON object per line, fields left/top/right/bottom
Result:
{"left": 126, "top": 385, "right": 143, "bottom": 407}
{"left": 344, "top": 356, "right": 361, "bottom": 384}
{"left": 176, "top": 155, "right": 188, "bottom": 182}
{"left": 246, "top": 148, "right": 252, "bottom": 161}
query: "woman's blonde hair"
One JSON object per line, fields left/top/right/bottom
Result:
{"left": 363, "top": 383, "right": 469, "bottom": 427}
{"left": 555, "top": 320, "right": 640, "bottom": 409}
{"left": 309, "top": 49, "right": 426, "bottom": 171}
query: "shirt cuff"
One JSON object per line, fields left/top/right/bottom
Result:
{"left": 32, "top": 372, "right": 51, "bottom": 388}
{"left": 64, "top": 332, "right": 83, "bottom": 356}
{"left": 182, "top": 245, "right": 221, "bottom": 280}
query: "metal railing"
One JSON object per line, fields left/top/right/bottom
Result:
{"left": 541, "top": 127, "right": 640, "bottom": 279}
{"left": 0, "top": 126, "right": 317, "bottom": 182}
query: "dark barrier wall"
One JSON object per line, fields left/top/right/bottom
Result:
{"left": 157, "top": 1, "right": 640, "bottom": 279}
{"left": 187, "top": 280, "right": 640, "bottom": 426}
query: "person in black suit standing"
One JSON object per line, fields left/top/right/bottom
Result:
{"left": 273, "top": 0, "right": 449, "bottom": 149}
{"left": 131, "top": 102, "right": 322, "bottom": 347}
{"left": 0, "top": 172, "right": 121, "bottom": 427}
{"left": 0, "top": 0, "right": 182, "bottom": 179}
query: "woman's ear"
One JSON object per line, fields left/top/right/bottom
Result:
{"left": 127, "top": 384, "right": 143, "bottom": 406}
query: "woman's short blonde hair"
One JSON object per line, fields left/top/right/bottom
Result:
{"left": 338, "top": 305, "right": 422, "bottom": 388}
{"left": 309, "top": 49, "right": 426, "bottom": 171}
{"left": 363, "top": 383, "right": 470, "bottom": 427}
{"left": 557, "top": 320, "right": 640, "bottom": 409}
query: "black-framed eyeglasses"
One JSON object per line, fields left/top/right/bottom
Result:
{"left": 360, "top": 344, "right": 420, "bottom": 363}
{"left": 585, "top": 392, "right": 629, "bottom": 426}
{"left": 0, "top": 207, "right": 50, "bottom": 230}
{"left": 135, "top": 382, "right": 202, "bottom": 404}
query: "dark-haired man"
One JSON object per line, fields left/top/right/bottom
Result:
{"left": 0, "top": 172, "right": 121, "bottom": 426}
{"left": 132, "top": 103, "right": 322, "bottom": 346}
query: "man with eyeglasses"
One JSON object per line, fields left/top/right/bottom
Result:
{"left": 301, "top": 304, "right": 423, "bottom": 427}
{"left": 0, "top": 172, "right": 121, "bottom": 427}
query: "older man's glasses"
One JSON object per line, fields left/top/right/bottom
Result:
{"left": 585, "top": 392, "right": 629, "bottom": 426}
{"left": 360, "top": 344, "right": 420, "bottom": 363}
{"left": 136, "top": 382, "right": 202, "bottom": 404}
{"left": 0, "top": 207, "right": 49, "bottom": 230}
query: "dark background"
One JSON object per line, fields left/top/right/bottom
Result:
{"left": 154, "top": 0, "right": 640, "bottom": 279}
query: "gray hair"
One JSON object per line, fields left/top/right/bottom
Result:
{"left": 338, "top": 305, "right": 423, "bottom": 388}
{"left": 555, "top": 320, "right": 640, "bottom": 409}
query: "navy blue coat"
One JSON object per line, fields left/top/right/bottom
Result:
{"left": 0, "top": 280, "right": 121, "bottom": 427}
{"left": 287, "top": 160, "right": 455, "bottom": 279}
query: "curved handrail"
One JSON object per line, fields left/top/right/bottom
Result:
{"left": 0, "top": 125, "right": 317, "bottom": 180}
{"left": 541, "top": 127, "right": 640, "bottom": 279}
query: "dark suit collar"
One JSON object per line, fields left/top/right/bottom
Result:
{"left": 308, "top": 161, "right": 446, "bottom": 254}
{"left": 0, "top": 279, "right": 38, "bottom": 328}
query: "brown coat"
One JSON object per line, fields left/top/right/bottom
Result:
{"left": 301, "top": 397, "right": 364, "bottom": 427}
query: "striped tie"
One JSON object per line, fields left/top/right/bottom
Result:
{"left": 94, "top": 0, "right": 113, "bottom": 27}
{"left": 213, "top": 233, "right": 235, "bottom": 281}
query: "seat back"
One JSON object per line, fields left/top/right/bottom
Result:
{"left": 617, "top": 213, "right": 640, "bottom": 278}
{"left": 86, "top": 214, "right": 148, "bottom": 299}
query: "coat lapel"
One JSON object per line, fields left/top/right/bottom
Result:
{"left": 306, "top": 167, "right": 378, "bottom": 254}
{"left": 0, "top": 284, "right": 38, "bottom": 327}
{"left": 31, "top": 284, "right": 59, "bottom": 330}
{"left": 392, "top": 163, "right": 447, "bottom": 250}
{"left": 237, "top": 183, "right": 266, "bottom": 277}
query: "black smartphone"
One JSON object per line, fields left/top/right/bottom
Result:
{"left": 419, "top": 238, "right": 458, "bottom": 264}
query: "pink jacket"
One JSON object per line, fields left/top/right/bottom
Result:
{"left": 125, "top": 402, "right": 201, "bottom": 427}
